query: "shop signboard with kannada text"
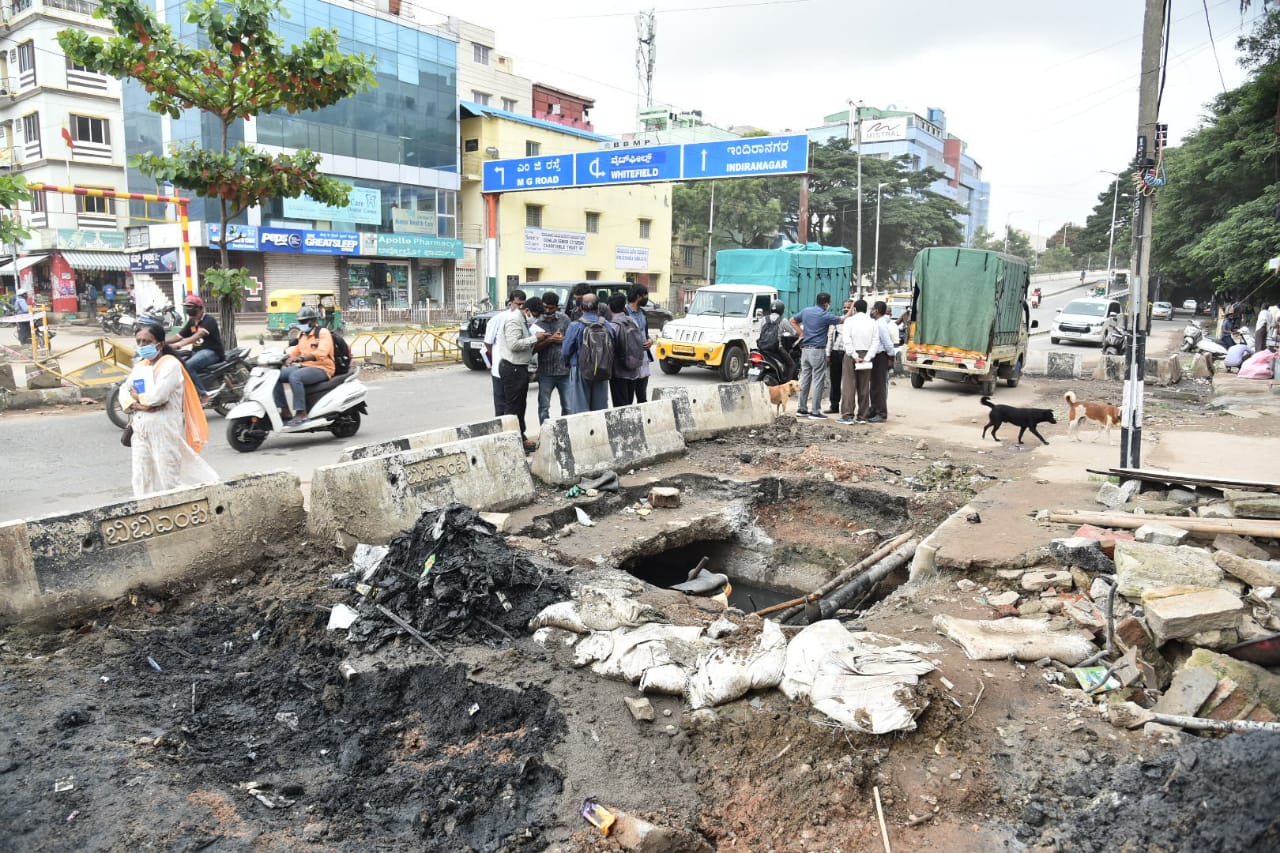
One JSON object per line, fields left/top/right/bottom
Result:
{"left": 482, "top": 153, "right": 574, "bottom": 193}
{"left": 480, "top": 134, "right": 810, "bottom": 193}
{"left": 206, "top": 223, "right": 259, "bottom": 251}
{"left": 360, "top": 233, "right": 464, "bottom": 259}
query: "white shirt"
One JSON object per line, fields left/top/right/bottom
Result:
{"left": 485, "top": 308, "right": 511, "bottom": 377}
{"left": 841, "top": 312, "right": 876, "bottom": 355}
{"left": 869, "top": 314, "right": 898, "bottom": 360}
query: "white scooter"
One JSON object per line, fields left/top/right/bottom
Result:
{"left": 225, "top": 351, "right": 367, "bottom": 452}
{"left": 1180, "top": 319, "right": 1227, "bottom": 359}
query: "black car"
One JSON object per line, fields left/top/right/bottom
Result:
{"left": 458, "top": 281, "right": 673, "bottom": 370}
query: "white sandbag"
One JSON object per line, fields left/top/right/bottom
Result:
{"left": 933, "top": 614, "right": 1097, "bottom": 665}
{"left": 619, "top": 641, "right": 674, "bottom": 682}
{"left": 576, "top": 587, "right": 668, "bottom": 631}
{"left": 686, "top": 620, "right": 789, "bottom": 709}
{"left": 590, "top": 624, "right": 705, "bottom": 681}
{"left": 531, "top": 627, "right": 578, "bottom": 648}
{"left": 573, "top": 632, "right": 614, "bottom": 668}
{"left": 780, "top": 620, "right": 855, "bottom": 701}
{"left": 639, "top": 663, "right": 688, "bottom": 695}
{"left": 528, "top": 601, "right": 589, "bottom": 633}
{"left": 809, "top": 648, "right": 936, "bottom": 734}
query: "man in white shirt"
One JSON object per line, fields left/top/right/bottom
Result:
{"left": 484, "top": 290, "right": 526, "bottom": 416}
{"left": 838, "top": 299, "right": 875, "bottom": 424}
{"left": 867, "top": 300, "right": 899, "bottom": 423}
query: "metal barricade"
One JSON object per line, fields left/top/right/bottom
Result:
{"left": 345, "top": 326, "right": 461, "bottom": 368}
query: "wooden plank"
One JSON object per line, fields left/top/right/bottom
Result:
{"left": 1087, "top": 467, "right": 1280, "bottom": 494}
{"left": 1047, "top": 511, "right": 1280, "bottom": 538}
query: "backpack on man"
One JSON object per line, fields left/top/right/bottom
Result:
{"left": 757, "top": 315, "right": 781, "bottom": 351}
{"left": 579, "top": 318, "right": 615, "bottom": 382}
{"left": 614, "top": 312, "right": 645, "bottom": 372}
{"left": 330, "top": 330, "right": 352, "bottom": 375}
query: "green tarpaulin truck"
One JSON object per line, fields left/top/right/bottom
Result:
{"left": 654, "top": 243, "right": 851, "bottom": 381}
{"left": 905, "top": 247, "right": 1036, "bottom": 396}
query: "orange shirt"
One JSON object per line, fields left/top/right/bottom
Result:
{"left": 287, "top": 328, "right": 335, "bottom": 377}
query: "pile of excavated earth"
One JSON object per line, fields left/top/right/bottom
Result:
{"left": 2, "top": 375, "right": 1279, "bottom": 852}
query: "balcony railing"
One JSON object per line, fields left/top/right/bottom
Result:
{"left": 43, "top": 0, "right": 100, "bottom": 15}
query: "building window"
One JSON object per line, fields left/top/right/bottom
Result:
{"left": 525, "top": 268, "right": 540, "bottom": 283}
{"left": 525, "top": 204, "right": 542, "bottom": 228}
{"left": 585, "top": 211, "right": 600, "bottom": 234}
{"left": 70, "top": 114, "right": 110, "bottom": 145}
{"left": 435, "top": 189, "right": 456, "bottom": 238}
{"left": 463, "top": 138, "right": 479, "bottom": 152}
{"left": 501, "top": 97, "right": 517, "bottom": 112}
{"left": 585, "top": 270, "right": 599, "bottom": 281}
{"left": 76, "top": 188, "right": 113, "bottom": 216}
{"left": 21, "top": 112, "right": 39, "bottom": 144}
{"left": 525, "top": 140, "right": 540, "bottom": 157}
{"left": 473, "top": 43, "right": 490, "bottom": 65}
{"left": 30, "top": 189, "right": 45, "bottom": 213}
{"left": 17, "top": 41, "right": 35, "bottom": 76}
{"left": 639, "top": 218, "right": 652, "bottom": 240}
{"left": 471, "top": 91, "right": 491, "bottom": 106}
{"left": 682, "top": 245, "right": 696, "bottom": 267}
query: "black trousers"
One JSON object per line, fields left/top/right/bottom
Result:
{"left": 870, "top": 352, "right": 891, "bottom": 417}
{"left": 828, "top": 350, "right": 844, "bottom": 409}
{"left": 499, "top": 360, "right": 531, "bottom": 438}
{"left": 610, "top": 376, "right": 637, "bottom": 407}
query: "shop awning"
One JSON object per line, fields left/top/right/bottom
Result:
{"left": 59, "top": 251, "right": 132, "bottom": 272}
{"left": 0, "top": 254, "right": 47, "bottom": 275}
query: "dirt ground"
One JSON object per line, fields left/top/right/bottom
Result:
{"left": 2, "top": 370, "right": 1278, "bottom": 852}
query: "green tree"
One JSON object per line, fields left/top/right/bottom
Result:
{"left": 672, "top": 176, "right": 797, "bottom": 251}
{"left": 0, "top": 175, "right": 31, "bottom": 252}
{"left": 59, "top": 0, "right": 376, "bottom": 345}
{"left": 1037, "top": 245, "right": 1076, "bottom": 274}
{"left": 1076, "top": 176, "right": 1134, "bottom": 270}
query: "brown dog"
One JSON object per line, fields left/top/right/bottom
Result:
{"left": 768, "top": 380, "right": 800, "bottom": 416}
{"left": 1064, "top": 391, "right": 1121, "bottom": 443}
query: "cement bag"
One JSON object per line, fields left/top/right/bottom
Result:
{"left": 685, "top": 621, "right": 788, "bottom": 709}
{"left": 573, "top": 632, "right": 614, "bottom": 668}
{"left": 590, "top": 624, "right": 704, "bottom": 681}
{"left": 576, "top": 587, "right": 668, "bottom": 631}
{"left": 933, "top": 614, "right": 1097, "bottom": 665}
{"left": 809, "top": 648, "right": 936, "bottom": 734}
{"left": 780, "top": 620, "right": 856, "bottom": 701}
{"left": 639, "top": 664, "right": 689, "bottom": 695}
{"left": 529, "top": 601, "right": 589, "bottom": 633}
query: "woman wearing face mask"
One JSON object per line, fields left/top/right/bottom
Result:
{"left": 127, "top": 319, "right": 217, "bottom": 498}
{"left": 274, "top": 305, "right": 335, "bottom": 425}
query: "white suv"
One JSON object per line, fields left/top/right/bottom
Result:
{"left": 1051, "top": 298, "right": 1122, "bottom": 346}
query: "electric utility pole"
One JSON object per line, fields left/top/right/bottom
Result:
{"left": 1120, "top": 0, "right": 1166, "bottom": 469}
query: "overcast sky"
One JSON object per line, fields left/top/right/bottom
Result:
{"left": 433, "top": 0, "right": 1263, "bottom": 238}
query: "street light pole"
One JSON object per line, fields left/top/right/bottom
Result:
{"left": 874, "top": 182, "right": 888, "bottom": 289}
{"left": 850, "top": 101, "right": 864, "bottom": 294}
{"left": 1099, "top": 170, "right": 1121, "bottom": 285}
{"left": 1003, "top": 210, "right": 1021, "bottom": 254}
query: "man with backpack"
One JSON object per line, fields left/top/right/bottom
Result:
{"left": 608, "top": 291, "right": 647, "bottom": 406}
{"left": 562, "top": 293, "right": 616, "bottom": 413}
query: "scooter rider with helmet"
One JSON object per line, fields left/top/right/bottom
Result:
{"left": 759, "top": 299, "right": 795, "bottom": 381}
{"left": 167, "top": 294, "right": 224, "bottom": 402}
{"left": 274, "top": 305, "right": 335, "bottom": 426}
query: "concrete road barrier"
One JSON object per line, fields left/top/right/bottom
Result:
{"left": 1092, "top": 354, "right": 1183, "bottom": 385}
{"left": 652, "top": 383, "right": 774, "bottom": 440}
{"left": 341, "top": 415, "right": 519, "bottom": 462}
{"left": 1025, "top": 350, "right": 1083, "bottom": 379}
{"left": 311, "top": 431, "right": 535, "bottom": 547}
{"left": 0, "top": 471, "right": 303, "bottom": 621}
{"left": 530, "top": 400, "right": 686, "bottom": 486}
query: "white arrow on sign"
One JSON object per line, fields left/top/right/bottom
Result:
{"left": 588, "top": 157, "right": 604, "bottom": 179}
{"left": 701, "top": 149, "right": 708, "bottom": 171}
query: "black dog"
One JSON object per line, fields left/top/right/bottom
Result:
{"left": 980, "top": 396, "right": 1056, "bottom": 445}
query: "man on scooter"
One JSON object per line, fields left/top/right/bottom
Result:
{"left": 167, "top": 295, "right": 224, "bottom": 403}
{"left": 274, "top": 305, "right": 335, "bottom": 426}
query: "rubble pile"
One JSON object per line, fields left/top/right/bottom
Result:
{"left": 341, "top": 503, "right": 567, "bottom": 646}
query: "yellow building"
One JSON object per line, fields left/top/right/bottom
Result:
{"left": 459, "top": 102, "right": 673, "bottom": 307}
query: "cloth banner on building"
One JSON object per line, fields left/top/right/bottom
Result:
{"left": 525, "top": 228, "right": 587, "bottom": 256}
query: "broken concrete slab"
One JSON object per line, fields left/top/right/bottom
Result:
{"left": 1213, "top": 533, "right": 1271, "bottom": 561}
{"left": 648, "top": 487, "right": 681, "bottom": 508}
{"left": 1225, "top": 490, "right": 1280, "bottom": 520}
{"left": 1141, "top": 586, "right": 1243, "bottom": 645}
{"left": 1130, "top": 500, "right": 1191, "bottom": 516}
{"left": 1072, "top": 524, "right": 1134, "bottom": 559}
{"left": 1184, "top": 629, "right": 1241, "bottom": 650}
{"left": 1049, "top": 537, "right": 1115, "bottom": 572}
{"left": 1115, "top": 615, "right": 1173, "bottom": 689}
{"left": 987, "top": 591, "right": 1020, "bottom": 607}
{"left": 1179, "top": 648, "right": 1280, "bottom": 719}
{"left": 1096, "top": 480, "right": 1139, "bottom": 508}
{"left": 1135, "top": 523, "right": 1190, "bottom": 547}
{"left": 1021, "top": 570, "right": 1073, "bottom": 592}
{"left": 1197, "top": 502, "right": 1237, "bottom": 519}
{"left": 1213, "top": 551, "right": 1280, "bottom": 589}
{"left": 1152, "top": 667, "right": 1219, "bottom": 717}
{"left": 1166, "top": 488, "right": 1201, "bottom": 506}
{"left": 1114, "top": 540, "right": 1225, "bottom": 599}
{"left": 623, "top": 696, "right": 655, "bottom": 722}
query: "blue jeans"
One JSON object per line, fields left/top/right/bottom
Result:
{"left": 538, "top": 372, "right": 572, "bottom": 422}
{"left": 183, "top": 348, "right": 220, "bottom": 395}
{"left": 273, "top": 365, "right": 328, "bottom": 413}
{"left": 797, "top": 347, "right": 828, "bottom": 413}
{"left": 569, "top": 364, "right": 610, "bottom": 412}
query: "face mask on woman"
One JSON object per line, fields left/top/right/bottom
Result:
{"left": 136, "top": 343, "right": 159, "bottom": 360}
{"left": 297, "top": 322, "right": 311, "bottom": 333}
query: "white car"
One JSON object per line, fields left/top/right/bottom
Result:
{"left": 1151, "top": 301, "right": 1174, "bottom": 321}
{"left": 1051, "top": 298, "right": 1122, "bottom": 346}
{"left": 1182, "top": 299, "right": 1198, "bottom": 312}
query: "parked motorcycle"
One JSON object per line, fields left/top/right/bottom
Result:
{"left": 1030, "top": 289, "right": 1042, "bottom": 308}
{"left": 106, "top": 346, "right": 253, "bottom": 428}
{"left": 99, "top": 305, "right": 133, "bottom": 336}
{"left": 140, "top": 301, "right": 181, "bottom": 330}
{"left": 1180, "top": 319, "right": 1227, "bottom": 359}
{"left": 225, "top": 351, "right": 367, "bottom": 452}
{"left": 1101, "top": 323, "right": 1126, "bottom": 356}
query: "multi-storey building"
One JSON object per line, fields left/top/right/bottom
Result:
{"left": 807, "top": 105, "right": 990, "bottom": 245}
{"left": 531, "top": 83, "right": 593, "bottom": 131}
{"left": 0, "top": 0, "right": 133, "bottom": 313}
{"left": 449, "top": 18, "right": 531, "bottom": 117}
{"left": 459, "top": 102, "right": 672, "bottom": 304}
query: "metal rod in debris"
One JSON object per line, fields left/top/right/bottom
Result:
{"left": 375, "top": 603, "right": 446, "bottom": 662}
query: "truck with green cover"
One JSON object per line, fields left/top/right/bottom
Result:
{"left": 654, "top": 243, "right": 852, "bottom": 380}
{"left": 905, "top": 247, "right": 1035, "bottom": 396}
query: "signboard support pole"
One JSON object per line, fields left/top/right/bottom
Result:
{"left": 484, "top": 192, "right": 499, "bottom": 306}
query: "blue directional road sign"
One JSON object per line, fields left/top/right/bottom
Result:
{"left": 681, "top": 133, "right": 810, "bottom": 181}
{"left": 482, "top": 153, "right": 575, "bottom": 193}
{"left": 574, "top": 144, "right": 683, "bottom": 187}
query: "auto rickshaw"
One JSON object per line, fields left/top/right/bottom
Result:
{"left": 266, "top": 290, "right": 342, "bottom": 339}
